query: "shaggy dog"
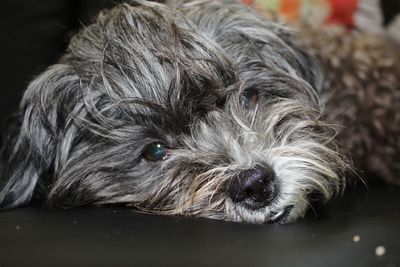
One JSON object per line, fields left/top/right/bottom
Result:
{"left": 1, "top": 0, "right": 397, "bottom": 223}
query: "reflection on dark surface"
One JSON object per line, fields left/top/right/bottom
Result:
{"left": 0, "top": 179, "right": 399, "bottom": 267}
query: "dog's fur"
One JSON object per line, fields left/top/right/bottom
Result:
{"left": 299, "top": 26, "right": 400, "bottom": 185}
{"left": 0, "top": 0, "right": 354, "bottom": 223}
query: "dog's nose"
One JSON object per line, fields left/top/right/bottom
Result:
{"left": 228, "top": 165, "right": 278, "bottom": 209}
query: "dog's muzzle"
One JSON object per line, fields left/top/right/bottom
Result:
{"left": 227, "top": 164, "right": 279, "bottom": 210}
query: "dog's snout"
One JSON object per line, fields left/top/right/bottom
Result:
{"left": 228, "top": 165, "right": 278, "bottom": 209}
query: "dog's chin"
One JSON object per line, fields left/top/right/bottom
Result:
{"left": 225, "top": 198, "right": 307, "bottom": 224}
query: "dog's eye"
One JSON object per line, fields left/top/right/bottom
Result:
{"left": 143, "top": 143, "right": 169, "bottom": 161}
{"left": 240, "top": 89, "right": 258, "bottom": 108}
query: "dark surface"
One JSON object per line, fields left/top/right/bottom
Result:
{"left": 0, "top": 0, "right": 121, "bottom": 121}
{"left": 382, "top": 0, "right": 400, "bottom": 25}
{"left": 1, "top": 180, "right": 399, "bottom": 267}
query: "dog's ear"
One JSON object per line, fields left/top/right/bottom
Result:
{"left": 263, "top": 23, "right": 324, "bottom": 93}
{"left": 0, "top": 64, "right": 79, "bottom": 209}
{"left": 274, "top": 28, "right": 324, "bottom": 93}
{"left": 294, "top": 48, "right": 324, "bottom": 94}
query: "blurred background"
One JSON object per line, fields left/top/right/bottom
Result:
{"left": 0, "top": 0, "right": 399, "bottom": 122}
{"left": 0, "top": 0, "right": 122, "bottom": 122}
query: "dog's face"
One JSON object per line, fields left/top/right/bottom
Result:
{"left": 0, "top": 0, "right": 346, "bottom": 223}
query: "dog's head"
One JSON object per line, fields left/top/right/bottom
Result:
{"left": 0, "top": 0, "right": 346, "bottom": 223}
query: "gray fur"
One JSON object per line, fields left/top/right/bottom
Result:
{"left": 0, "top": 0, "right": 347, "bottom": 223}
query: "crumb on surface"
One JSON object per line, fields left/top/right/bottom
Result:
{"left": 353, "top": 235, "right": 360, "bottom": 242}
{"left": 375, "top": 246, "right": 386, "bottom": 256}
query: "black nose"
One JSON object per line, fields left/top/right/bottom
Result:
{"left": 228, "top": 165, "right": 278, "bottom": 209}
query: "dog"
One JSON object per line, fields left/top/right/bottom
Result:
{"left": 2, "top": 0, "right": 380, "bottom": 224}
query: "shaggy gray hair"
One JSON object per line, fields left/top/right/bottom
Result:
{"left": 0, "top": 0, "right": 347, "bottom": 223}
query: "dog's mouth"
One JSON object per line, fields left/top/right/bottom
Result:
{"left": 267, "top": 205, "right": 294, "bottom": 224}
{"left": 229, "top": 198, "right": 295, "bottom": 224}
